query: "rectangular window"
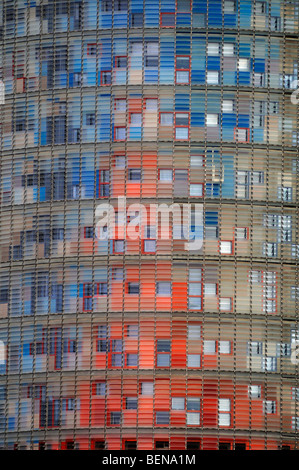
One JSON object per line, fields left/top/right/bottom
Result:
{"left": 101, "top": 71, "right": 111, "bottom": 86}
{"left": 115, "top": 56, "right": 127, "bottom": 68}
{"left": 207, "top": 71, "right": 219, "bottom": 85}
{"left": 188, "top": 268, "right": 203, "bottom": 310}
{"left": 175, "top": 56, "right": 190, "bottom": 84}
{"left": 115, "top": 99, "right": 126, "bottom": 112}
{"left": 128, "top": 282, "right": 139, "bottom": 295}
{"left": 207, "top": 43, "right": 220, "bottom": 56}
{"left": 99, "top": 170, "right": 110, "bottom": 197}
{"left": 223, "top": 43, "right": 235, "bottom": 56}
{"left": 140, "top": 382, "right": 154, "bottom": 395}
{"left": 220, "top": 240, "right": 233, "bottom": 254}
{"left": 160, "top": 12, "right": 175, "bottom": 28}
{"left": 128, "top": 168, "right": 141, "bottom": 182}
{"left": 235, "top": 227, "right": 249, "bottom": 240}
{"left": 218, "top": 399, "right": 231, "bottom": 427}
{"left": 110, "top": 412, "right": 121, "bottom": 425}
{"left": 222, "top": 100, "right": 234, "bottom": 113}
{"left": 126, "top": 397, "right": 138, "bottom": 410}
{"left": 248, "top": 385, "right": 261, "bottom": 398}
{"left": 175, "top": 113, "right": 189, "bottom": 140}
{"left": 187, "top": 354, "right": 201, "bottom": 368}
{"left": 219, "top": 297, "right": 232, "bottom": 312}
{"left": 238, "top": 58, "right": 250, "bottom": 71}
{"left": 160, "top": 113, "right": 173, "bottom": 126}
{"left": 157, "top": 340, "right": 171, "bottom": 367}
{"left": 224, "top": 1, "right": 235, "bottom": 13}
{"left": 156, "top": 282, "right": 171, "bottom": 296}
{"left": 114, "top": 127, "right": 126, "bottom": 141}
{"left": 206, "top": 114, "right": 219, "bottom": 126}
{"left": 156, "top": 411, "right": 170, "bottom": 425}
{"left": 145, "top": 42, "right": 158, "bottom": 67}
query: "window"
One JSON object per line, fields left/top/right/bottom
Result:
{"left": 204, "top": 283, "right": 217, "bottom": 295}
{"left": 177, "top": 0, "right": 191, "bottom": 12}
{"left": 99, "top": 170, "right": 110, "bottom": 198}
{"left": 112, "top": 267, "right": 124, "bottom": 281}
{"left": 264, "top": 401, "right": 276, "bottom": 414}
{"left": 95, "top": 382, "right": 106, "bottom": 396}
{"left": 219, "top": 341, "right": 231, "bottom": 354}
{"left": 190, "top": 155, "right": 204, "bottom": 168}
{"left": 115, "top": 155, "right": 126, "bottom": 168}
{"left": 156, "top": 411, "right": 169, "bottom": 425}
{"left": 248, "top": 385, "right": 261, "bottom": 399}
{"left": 128, "top": 169, "right": 141, "bottom": 182}
{"left": 130, "top": 113, "right": 142, "bottom": 126}
{"left": 101, "top": 71, "right": 111, "bottom": 85}
{"left": 145, "top": 99, "right": 158, "bottom": 112}
{"left": 114, "top": 127, "right": 126, "bottom": 141}
{"left": 238, "top": 58, "right": 250, "bottom": 71}
{"left": 235, "top": 227, "right": 249, "bottom": 240}
{"left": 235, "top": 128, "right": 249, "bottom": 142}
{"left": 115, "top": 56, "right": 127, "bottom": 68}
{"left": 175, "top": 113, "right": 189, "bottom": 140}
{"left": 222, "top": 100, "right": 234, "bottom": 113}
{"left": 145, "top": 42, "right": 158, "bottom": 67}
{"left": 271, "top": 16, "right": 281, "bottom": 31}
{"left": 126, "top": 397, "right": 137, "bottom": 410}
{"left": 207, "top": 43, "right": 220, "bottom": 56}
{"left": 111, "top": 340, "right": 123, "bottom": 367}
{"left": 218, "top": 399, "right": 231, "bottom": 427}
{"left": 187, "top": 354, "right": 201, "bottom": 368}
{"left": 143, "top": 226, "right": 156, "bottom": 253}
{"left": 172, "top": 397, "right": 185, "bottom": 410}
{"left": 157, "top": 340, "right": 171, "bottom": 367}
{"left": 110, "top": 412, "right": 121, "bottom": 426}
{"left": 263, "top": 242, "right": 278, "bottom": 258}
{"left": 224, "top": 1, "right": 235, "bottom": 13}
{"left": 219, "top": 297, "right": 232, "bottom": 311}
{"left": 220, "top": 241, "right": 233, "bottom": 254}
{"left": 207, "top": 71, "right": 219, "bottom": 85}
{"left": 175, "top": 56, "right": 190, "bottom": 84}
{"left": 254, "top": 72, "right": 265, "bottom": 87}
{"left": 256, "top": 1, "right": 266, "bottom": 14}
{"left": 159, "top": 169, "right": 173, "bottom": 182}
{"left": 190, "top": 183, "right": 203, "bottom": 197}
{"left": 206, "top": 114, "right": 219, "bottom": 127}
{"left": 262, "top": 357, "right": 277, "bottom": 372}
{"left": 223, "top": 43, "right": 235, "bottom": 56}
{"left": 140, "top": 382, "right": 154, "bottom": 395}
{"left": 189, "top": 268, "right": 203, "bottom": 310}
{"left": 87, "top": 44, "right": 97, "bottom": 56}
{"left": 128, "top": 282, "right": 139, "bottom": 295}
{"left": 156, "top": 282, "right": 171, "bottom": 296}
{"left": 84, "top": 227, "right": 94, "bottom": 239}
{"left": 204, "top": 340, "right": 216, "bottom": 354}
{"left": 127, "top": 324, "right": 138, "bottom": 338}
{"left": 160, "top": 113, "right": 173, "bottom": 126}
{"left": 86, "top": 113, "right": 95, "bottom": 126}
{"left": 249, "top": 341, "right": 263, "bottom": 355}
{"left": 160, "top": 12, "right": 175, "bottom": 28}
{"left": 132, "top": 12, "right": 143, "bottom": 26}
{"left": 186, "top": 398, "right": 200, "bottom": 426}
{"left": 188, "top": 324, "right": 201, "bottom": 340}
{"left": 278, "top": 187, "right": 292, "bottom": 202}
{"left": 113, "top": 240, "right": 125, "bottom": 253}
{"left": 115, "top": 99, "right": 126, "bottom": 112}
{"left": 97, "top": 325, "right": 109, "bottom": 353}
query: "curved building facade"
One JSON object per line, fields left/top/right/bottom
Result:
{"left": 0, "top": 0, "right": 299, "bottom": 450}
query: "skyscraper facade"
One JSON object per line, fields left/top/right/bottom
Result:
{"left": 0, "top": 0, "right": 299, "bottom": 450}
